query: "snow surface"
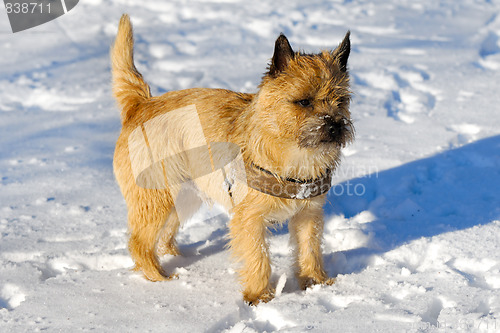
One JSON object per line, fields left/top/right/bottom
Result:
{"left": 1, "top": 0, "right": 500, "bottom": 332}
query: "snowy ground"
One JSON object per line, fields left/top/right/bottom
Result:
{"left": 1, "top": 0, "right": 500, "bottom": 332}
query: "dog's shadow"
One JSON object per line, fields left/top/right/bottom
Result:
{"left": 323, "top": 134, "right": 500, "bottom": 275}
{"left": 159, "top": 135, "right": 500, "bottom": 284}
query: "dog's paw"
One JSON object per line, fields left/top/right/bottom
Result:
{"left": 144, "top": 271, "right": 179, "bottom": 282}
{"left": 133, "top": 265, "right": 178, "bottom": 282}
{"left": 244, "top": 289, "right": 275, "bottom": 306}
{"left": 299, "top": 276, "right": 335, "bottom": 290}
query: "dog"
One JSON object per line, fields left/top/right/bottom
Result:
{"left": 111, "top": 14, "right": 353, "bottom": 305}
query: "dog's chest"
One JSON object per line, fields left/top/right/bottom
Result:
{"left": 263, "top": 199, "right": 308, "bottom": 224}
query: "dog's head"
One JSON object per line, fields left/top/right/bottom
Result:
{"left": 255, "top": 33, "right": 354, "bottom": 154}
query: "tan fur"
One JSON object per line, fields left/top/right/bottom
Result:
{"left": 111, "top": 14, "right": 352, "bottom": 304}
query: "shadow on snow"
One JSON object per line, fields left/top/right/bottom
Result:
{"left": 323, "top": 134, "right": 500, "bottom": 275}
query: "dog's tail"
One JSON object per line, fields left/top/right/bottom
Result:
{"left": 111, "top": 14, "right": 151, "bottom": 124}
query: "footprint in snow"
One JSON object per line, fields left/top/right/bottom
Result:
{"left": 355, "top": 66, "right": 437, "bottom": 124}
{"left": 0, "top": 284, "right": 26, "bottom": 310}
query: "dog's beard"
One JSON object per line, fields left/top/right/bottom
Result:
{"left": 298, "top": 114, "right": 354, "bottom": 149}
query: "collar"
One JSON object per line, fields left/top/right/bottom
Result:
{"left": 242, "top": 162, "right": 332, "bottom": 199}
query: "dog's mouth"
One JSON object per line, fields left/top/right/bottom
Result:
{"left": 298, "top": 115, "right": 354, "bottom": 149}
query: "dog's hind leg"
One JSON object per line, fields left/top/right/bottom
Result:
{"left": 156, "top": 210, "right": 181, "bottom": 257}
{"left": 127, "top": 190, "right": 175, "bottom": 281}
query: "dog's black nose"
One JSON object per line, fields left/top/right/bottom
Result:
{"left": 325, "top": 117, "right": 345, "bottom": 141}
{"left": 327, "top": 120, "right": 344, "bottom": 138}
{"left": 315, "top": 115, "right": 353, "bottom": 148}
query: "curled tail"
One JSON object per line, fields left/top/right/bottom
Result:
{"left": 111, "top": 14, "right": 151, "bottom": 124}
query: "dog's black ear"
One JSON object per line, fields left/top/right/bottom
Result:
{"left": 333, "top": 31, "right": 350, "bottom": 72}
{"left": 269, "top": 34, "right": 295, "bottom": 77}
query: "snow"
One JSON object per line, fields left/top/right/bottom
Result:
{"left": 1, "top": 0, "right": 500, "bottom": 331}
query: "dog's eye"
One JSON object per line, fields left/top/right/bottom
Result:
{"left": 296, "top": 99, "right": 312, "bottom": 107}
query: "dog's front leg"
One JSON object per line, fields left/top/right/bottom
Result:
{"left": 228, "top": 204, "right": 274, "bottom": 305}
{"left": 289, "top": 199, "right": 335, "bottom": 289}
